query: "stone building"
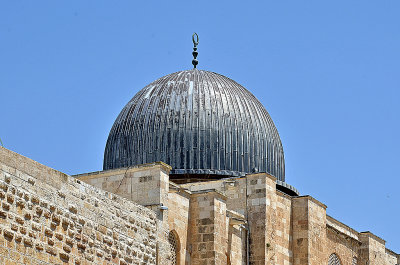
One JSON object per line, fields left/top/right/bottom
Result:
{"left": 0, "top": 38, "right": 398, "bottom": 264}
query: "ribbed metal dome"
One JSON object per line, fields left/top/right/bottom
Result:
{"left": 104, "top": 69, "right": 286, "bottom": 182}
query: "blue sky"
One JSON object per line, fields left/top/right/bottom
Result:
{"left": 1, "top": 1, "right": 399, "bottom": 252}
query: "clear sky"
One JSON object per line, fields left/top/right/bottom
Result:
{"left": 1, "top": 1, "right": 399, "bottom": 252}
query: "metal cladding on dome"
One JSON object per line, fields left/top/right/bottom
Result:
{"left": 103, "top": 69, "right": 287, "bottom": 182}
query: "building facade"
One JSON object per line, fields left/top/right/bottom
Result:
{"left": 0, "top": 52, "right": 398, "bottom": 264}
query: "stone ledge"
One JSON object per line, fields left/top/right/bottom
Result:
{"left": 359, "top": 231, "right": 386, "bottom": 245}
{"left": 246, "top": 172, "right": 276, "bottom": 182}
{"left": 190, "top": 189, "right": 227, "bottom": 201}
{"left": 326, "top": 215, "right": 360, "bottom": 242}
{"left": 292, "top": 195, "right": 327, "bottom": 209}
{"left": 169, "top": 182, "right": 192, "bottom": 196}
{"left": 385, "top": 247, "right": 399, "bottom": 257}
{"left": 0, "top": 146, "right": 69, "bottom": 189}
{"left": 73, "top": 161, "right": 172, "bottom": 181}
{"left": 227, "top": 209, "right": 245, "bottom": 220}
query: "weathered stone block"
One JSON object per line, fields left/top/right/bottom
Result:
{"left": 0, "top": 183, "right": 8, "bottom": 192}
{"left": 35, "top": 243, "right": 44, "bottom": 251}
{"left": 23, "top": 237, "right": 33, "bottom": 247}
{"left": 0, "top": 211, "right": 7, "bottom": 219}
{"left": 3, "top": 230, "right": 13, "bottom": 240}
{"left": 2, "top": 203, "right": 10, "bottom": 211}
{"left": 0, "top": 148, "right": 161, "bottom": 265}
{"left": 46, "top": 245, "right": 57, "bottom": 256}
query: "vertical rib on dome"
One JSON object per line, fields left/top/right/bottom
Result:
{"left": 104, "top": 69, "right": 285, "bottom": 182}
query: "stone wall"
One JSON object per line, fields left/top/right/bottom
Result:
{"left": 326, "top": 216, "right": 360, "bottom": 265}
{"left": 188, "top": 190, "right": 227, "bottom": 265}
{"left": 74, "top": 162, "right": 171, "bottom": 209}
{"left": 226, "top": 210, "right": 246, "bottom": 265}
{"left": 1, "top": 146, "right": 398, "bottom": 265}
{"left": 386, "top": 248, "right": 400, "bottom": 265}
{"left": 167, "top": 188, "right": 190, "bottom": 264}
{"left": 359, "top": 232, "right": 394, "bottom": 265}
{"left": 307, "top": 197, "right": 327, "bottom": 265}
{"left": 245, "top": 173, "right": 278, "bottom": 265}
{"left": 275, "top": 192, "right": 292, "bottom": 265}
{"left": 181, "top": 175, "right": 399, "bottom": 265}
{"left": 0, "top": 146, "right": 159, "bottom": 265}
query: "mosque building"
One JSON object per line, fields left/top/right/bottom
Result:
{"left": 0, "top": 34, "right": 398, "bottom": 264}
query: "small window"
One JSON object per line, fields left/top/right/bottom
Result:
{"left": 168, "top": 231, "right": 180, "bottom": 265}
{"left": 352, "top": 257, "right": 358, "bottom": 265}
{"left": 328, "top": 253, "right": 342, "bottom": 265}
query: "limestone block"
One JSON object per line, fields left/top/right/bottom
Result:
{"left": 0, "top": 147, "right": 160, "bottom": 265}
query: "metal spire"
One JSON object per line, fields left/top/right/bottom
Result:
{"left": 192, "top": 33, "right": 199, "bottom": 68}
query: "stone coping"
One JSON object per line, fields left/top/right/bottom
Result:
{"left": 360, "top": 231, "right": 386, "bottom": 245}
{"left": 169, "top": 181, "right": 184, "bottom": 191}
{"left": 169, "top": 182, "right": 192, "bottom": 197}
{"left": 228, "top": 212, "right": 247, "bottom": 226}
{"left": 179, "top": 177, "right": 240, "bottom": 190}
{"left": 190, "top": 188, "right": 227, "bottom": 201}
{"left": 385, "top": 247, "right": 399, "bottom": 257}
{"left": 246, "top": 172, "right": 276, "bottom": 182}
{"left": 226, "top": 209, "right": 246, "bottom": 220}
{"left": 0, "top": 147, "right": 155, "bottom": 221}
{"left": 326, "top": 215, "right": 360, "bottom": 242}
{"left": 73, "top": 161, "right": 172, "bottom": 181}
{"left": 179, "top": 173, "right": 277, "bottom": 191}
{"left": 0, "top": 146, "right": 69, "bottom": 189}
{"left": 292, "top": 195, "right": 327, "bottom": 209}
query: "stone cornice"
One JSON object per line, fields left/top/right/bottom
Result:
{"left": 359, "top": 231, "right": 386, "bottom": 245}
{"left": 292, "top": 195, "right": 327, "bottom": 209}
{"left": 74, "top": 161, "right": 172, "bottom": 181}
{"left": 246, "top": 172, "right": 277, "bottom": 182}
{"left": 190, "top": 189, "right": 227, "bottom": 201}
{"left": 326, "top": 215, "right": 360, "bottom": 243}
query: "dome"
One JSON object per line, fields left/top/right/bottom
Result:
{"left": 104, "top": 69, "right": 286, "bottom": 182}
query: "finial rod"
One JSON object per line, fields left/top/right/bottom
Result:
{"left": 192, "top": 33, "right": 199, "bottom": 68}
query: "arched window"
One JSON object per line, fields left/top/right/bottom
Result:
{"left": 168, "top": 230, "right": 180, "bottom": 265}
{"left": 328, "top": 253, "right": 342, "bottom": 265}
